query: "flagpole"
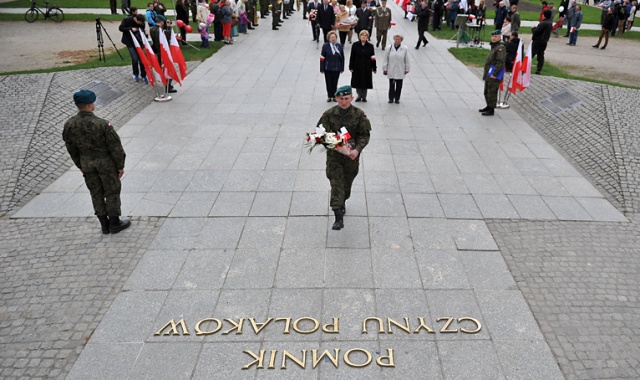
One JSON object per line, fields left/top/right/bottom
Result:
{"left": 496, "top": 71, "right": 511, "bottom": 109}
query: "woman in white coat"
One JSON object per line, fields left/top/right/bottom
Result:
{"left": 383, "top": 34, "right": 410, "bottom": 104}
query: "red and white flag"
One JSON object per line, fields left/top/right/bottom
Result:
{"left": 508, "top": 39, "right": 523, "bottom": 94}
{"left": 520, "top": 42, "right": 532, "bottom": 91}
{"left": 138, "top": 29, "right": 167, "bottom": 86}
{"left": 159, "top": 29, "right": 181, "bottom": 85}
{"left": 130, "top": 31, "right": 155, "bottom": 87}
{"left": 169, "top": 29, "right": 188, "bottom": 80}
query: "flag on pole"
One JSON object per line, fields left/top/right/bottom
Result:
{"left": 520, "top": 42, "right": 532, "bottom": 90}
{"left": 508, "top": 39, "right": 523, "bottom": 94}
{"left": 169, "top": 29, "right": 188, "bottom": 80}
{"left": 138, "top": 29, "right": 167, "bottom": 86}
{"left": 159, "top": 30, "right": 181, "bottom": 85}
{"left": 130, "top": 31, "right": 155, "bottom": 87}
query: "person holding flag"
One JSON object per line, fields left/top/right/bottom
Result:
{"left": 479, "top": 29, "right": 505, "bottom": 116}
{"left": 150, "top": 15, "right": 179, "bottom": 93}
{"left": 119, "top": 13, "right": 149, "bottom": 84}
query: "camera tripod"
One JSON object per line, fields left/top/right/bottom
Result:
{"left": 96, "top": 18, "right": 123, "bottom": 62}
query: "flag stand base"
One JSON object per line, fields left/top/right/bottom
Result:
{"left": 496, "top": 103, "right": 510, "bottom": 109}
{"left": 154, "top": 95, "right": 173, "bottom": 102}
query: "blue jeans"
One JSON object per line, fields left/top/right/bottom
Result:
{"left": 127, "top": 46, "right": 146, "bottom": 78}
{"left": 569, "top": 29, "right": 579, "bottom": 45}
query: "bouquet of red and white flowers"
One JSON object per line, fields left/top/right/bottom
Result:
{"left": 305, "top": 125, "right": 352, "bottom": 155}
{"left": 337, "top": 15, "right": 359, "bottom": 27}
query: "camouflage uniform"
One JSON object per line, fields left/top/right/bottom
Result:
{"left": 63, "top": 112, "right": 126, "bottom": 217}
{"left": 482, "top": 40, "right": 506, "bottom": 109}
{"left": 316, "top": 105, "right": 371, "bottom": 210}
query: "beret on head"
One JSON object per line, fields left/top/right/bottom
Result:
{"left": 543, "top": 9, "right": 551, "bottom": 18}
{"left": 491, "top": 29, "right": 501, "bottom": 35}
{"left": 335, "top": 85, "right": 352, "bottom": 97}
{"left": 73, "top": 90, "right": 96, "bottom": 104}
{"left": 156, "top": 14, "right": 167, "bottom": 22}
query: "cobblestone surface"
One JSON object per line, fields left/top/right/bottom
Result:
{"left": 0, "top": 63, "right": 199, "bottom": 217}
{"left": 0, "top": 216, "right": 164, "bottom": 380}
{"left": 488, "top": 216, "right": 640, "bottom": 380}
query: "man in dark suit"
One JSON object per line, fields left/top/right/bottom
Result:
{"left": 308, "top": 0, "right": 321, "bottom": 40}
{"left": 531, "top": 9, "right": 553, "bottom": 74}
{"left": 316, "top": 0, "right": 336, "bottom": 42}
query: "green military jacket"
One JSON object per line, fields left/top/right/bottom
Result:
{"left": 483, "top": 41, "right": 506, "bottom": 82}
{"left": 316, "top": 105, "right": 371, "bottom": 155}
{"left": 62, "top": 111, "right": 126, "bottom": 170}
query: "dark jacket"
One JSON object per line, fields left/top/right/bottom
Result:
{"left": 316, "top": 3, "right": 336, "bottom": 30}
{"left": 220, "top": 4, "right": 232, "bottom": 23}
{"left": 416, "top": 5, "right": 430, "bottom": 29}
{"left": 602, "top": 12, "right": 615, "bottom": 30}
{"left": 355, "top": 7, "right": 373, "bottom": 30}
{"left": 505, "top": 37, "right": 521, "bottom": 72}
{"left": 349, "top": 41, "right": 376, "bottom": 89}
{"left": 495, "top": 5, "right": 507, "bottom": 28}
{"left": 119, "top": 16, "right": 145, "bottom": 47}
{"left": 150, "top": 25, "right": 171, "bottom": 64}
{"left": 532, "top": 17, "right": 552, "bottom": 42}
{"left": 176, "top": 2, "right": 190, "bottom": 23}
{"left": 321, "top": 42, "right": 345, "bottom": 72}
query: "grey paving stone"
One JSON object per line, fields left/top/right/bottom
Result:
{"left": 173, "top": 249, "right": 235, "bottom": 290}
{"left": 91, "top": 291, "right": 168, "bottom": 343}
{"left": 283, "top": 217, "right": 328, "bottom": 248}
{"left": 158, "top": 217, "right": 206, "bottom": 237}
{"left": 374, "top": 289, "right": 431, "bottom": 338}
{"left": 169, "top": 192, "right": 217, "bottom": 217}
{"left": 495, "top": 340, "right": 564, "bottom": 380}
{"left": 65, "top": 343, "right": 143, "bottom": 380}
{"left": 130, "top": 192, "right": 182, "bottom": 216}
{"left": 575, "top": 197, "right": 628, "bottom": 222}
{"left": 493, "top": 174, "right": 538, "bottom": 195}
{"left": 363, "top": 171, "right": 400, "bottom": 192}
{"left": 317, "top": 341, "right": 382, "bottom": 380}
{"left": 424, "top": 290, "right": 489, "bottom": 341}
{"left": 402, "top": 193, "right": 445, "bottom": 218}
{"left": 258, "top": 170, "right": 297, "bottom": 191}
{"left": 542, "top": 196, "right": 593, "bottom": 221}
{"left": 275, "top": 248, "right": 326, "bottom": 288}
{"left": 371, "top": 248, "right": 422, "bottom": 289}
{"left": 369, "top": 217, "right": 413, "bottom": 250}
{"left": 327, "top": 216, "right": 370, "bottom": 248}
{"left": 324, "top": 248, "right": 374, "bottom": 288}
{"left": 123, "top": 250, "right": 189, "bottom": 291}
{"left": 462, "top": 173, "right": 502, "bottom": 194}
{"left": 194, "top": 217, "right": 246, "bottom": 249}
{"left": 186, "top": 170, "right": 228, "bottom": 192}
{"left": 472, "top": 194, "right": 520, "bottom": 219}
{"left": 249, "top": 192, "right": 292, "bottom": 216}
{"left": 289, "top": 192, "right": 330, "bottom": 216}
{"left": 409, "top": 218, "right": 457, "bottom": 250}
{"left": 128, "top": 342, "right": 201, "bottom": 380}
{"left": 254, "top": 342, "right": 322, "bottom": 379}
{"left": 209, "top": 289, "right": 271, "bottom": 342}
{"left": 438, "top": 340, "right": 505, "bottom": 380}
{"left": 557, "top": 176, "right": 604, "bottom": 198}
{"left": 415, "top": 250, "right": 471, "bottom": 290}
{"left": 438, "top": 194, "right": 482, "bottom": 219}
{"left": 527, "top": 176, "right": 571, "bottom": 197}
{"left": 458, "top": 251, "right": 517, "bottom": 290}
{"left": 507, "top": 194, "right": 557, "bottom": 220}
{"left": 237, "top": 217, "right": 286, "bottom": 249}
{"left": 397, "top": 172, "right": 436, "bottom": 193}
{"left": 393, "top": 155, "right": 428, "bottom": 172}
{"left": 222, "top": 170, "right": 264, "bottom": 191}
{"left": 166, "top": 152, "right": 208, "bottom": 171}
{"left": 322, "top": 289, "right": 376, "bottom": 341}
{"left": 149, "top": 170, "right": 196, "bottom": 192}
{"left": 449, "top": 220, "right": 499, "bottom": 251}
{"left": 362, "top": 154, "right": 395, "bottom": 172}
{"left": 192, "top": 343, "right": 267, "bottom": 379}
{"left": 476, "top": 290, "right": 544, "bottom": 341}
{"left": 366, "top": 192, "right": 406, "bottom": 217}
{"left": 424, "top": 155, "right": 459, "bottom": 174}
{"left": 294, "top": 170, "right": 330, "bottom": 191}
{"left": 224, "top": 248, "right": 280, "bottom": 289}
{"left": 263, "top": 289, "right": 324, "bottom": 341}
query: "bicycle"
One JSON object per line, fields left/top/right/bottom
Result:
{"left": 25, "top": 0, "right": 64, "bottom": 23}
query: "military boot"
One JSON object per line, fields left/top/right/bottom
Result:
{"left": 97, "top": 215, "right": 110, "bottom": 234}
{"left": 481, "top": 107, "right": 495, "bottom": 116}
{"left": 109, "top": 216, "right": 131, "bottom": 234}
{"left": 332, "top": 208, "right": 344, "bottom": 230}
{"left": 478, "top": 106, "right": 489, "bottom": 112}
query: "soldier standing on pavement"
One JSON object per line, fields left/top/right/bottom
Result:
{"left": 63, "top": 90, "right": 131, "bottom": 234}
{"left": 479, "top": 30, "right": 506, "bottom": 116}
{"left": 316, "top": 85, "right": 371, "bottom": 230}
{"left": 374, "top": 0, "right": 392, "bottom": 49}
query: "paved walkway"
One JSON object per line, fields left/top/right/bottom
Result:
{"left": 3, "top": 2, "right": 639, "bottom": 379}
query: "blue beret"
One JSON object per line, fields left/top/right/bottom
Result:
{"left": 73, "top": 90, "right": 96, "bottom": 104}
{"left": 491, "top": 29, "right": 501, "bottom": 35}
{"left": 335, "top": 85, "right": 352, "bottom": 97}
{"left": 156, "top": 15, "right": 167, "bottom": 22}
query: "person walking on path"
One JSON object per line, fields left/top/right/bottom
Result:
{"left": 532, "top": 9, "right": 552, "bottom": 74}
{"left": 374, "top": 0, "right": 392, "bottom": 49}
{"left": 62, "top": 90, "right": 131, "bottom": 235}
{"left": 320, "top": 31, "right": 345, "bottom": 102}
{"left": 119, "top": 13, "right": 148, "bottom": 83}
{"left": 415, "top": 0, "right": 430, "bottom": 48}
{"left": 317, "top": 0, "right": 336, "bottom": 41}
{"left": 349, "top": 30, "right": 377, "bottom": 102}
{"left": 567, "top": 5, "right": 583, "bottom": 45}
{"left": 479, "top": 30, "right": 505, "bottom": 116}
{"left": 316, "top": 85, "right": 371, "bottom": 231}
{"left": 593, "top": 7, "right": 615, "bottom": 49}
{"left": 383, "top": 34, "right": 410, "bottom": 104}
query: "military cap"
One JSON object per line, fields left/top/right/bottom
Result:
{"left": 156, "top": 15, "right": 167, "bottom": 22}
{"left": 335, "top": 85, "right": 353, "bottom": 97}
{"left": 73, "top": 90, "right": 96, "bottom": 104}
{"left": 491, "top": 29, "right": 501, "bottom": 35}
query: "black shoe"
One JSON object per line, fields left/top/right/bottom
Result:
{"left": 97, "top": 215, "right": 110, "bottom": 234}
{"left": 332, "top": 208, "right": 344, "bottom": 230}
{"left": 481, "top": 107, "right": 495, "bottom": 116}
{"left": 535, "top": 71, "right": 541, "bottom": 74}
{"left": 362, "top": 98, "right": 367, "bottom": 102}
{"left": 327, "top": 98, "right": 332, "bottom": 102}
{"left": 248, "top": 26, "right": 255, "bottom": 29}
{"left": 261, "top": 15, "right": 266, "bottom": 18}
{"left": 592, "top": 44, "right": 599, "bottom": 48}
{"left": 376, "top": 41, "right": 380, "bottom": 47}
{"left": 355, "top": 97, "right": 361, "bottom": 102}
{"left": 303, "top": 16, "right": 307, "bottom": 19}
{"left": 168, "top": 88, "right": 177, "bottom": 93}
{"left": 415, "top": 45, "right": 420, "bottom": 49}
{"left": 478, "top": 106, "right": 489, "bottom": 112}
{"left": 283, "top": 16, "right": 289, "bottom": 19}
{"left": 109, "top": 216, "right": 131, "bottom": 233}
{"left": 395, "top": 100, "right": 400, "bottom": 104}
{"left": 333, "top": 98, "right": 337, "bottom": 102}
{"left": 389, "top": 99, "right": 394, "bottom": 103}
{"left": 601, "top": 46, "right": 606, "bottom": 50}
{"left": 423, "top": 41, "right": 428, "bottom": 46}
{"left": 272, "top": 26, "right": 279, "bottom": 30}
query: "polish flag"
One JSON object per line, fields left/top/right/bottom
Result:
{"left": 159, "top": 29, "right": 182, "bottom": 85}
{"left": 508, "top": 39, "right": 523, "bottom": 94}
{"left": 169, "top": 29, "right": 188, "bottom": 81}
{"left": 130, "top": 31, "right": 156, "bottom": 87}
{"left": 138, "top": 29, "right": 167, "bottom": 86}
{"left": 520, "top": 42, "right": 532, "bottom": 91}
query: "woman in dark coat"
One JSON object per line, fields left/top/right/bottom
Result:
{"left": 320, "top": 31, "right": 345, "bottom": 102}
{"left": 349, "top": 30, "right": 377, "bottom": 102}
{"left": 176, "top": 0, "right": 190, "bottom": 45}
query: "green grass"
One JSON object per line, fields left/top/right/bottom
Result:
{"left": 0, "top": 0, "right": 114, "bottom": 8}
{"left": 0, "top": 41, "right": 223, "bottom": 76}
{"left": 0, "top": 13, "right": 125, "bottom": 21}
{"left": 448, "top": 47, "right": 639, "bottom": 88}
{"left": 485, "top": 0, "right": 603, "bottom": 24}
